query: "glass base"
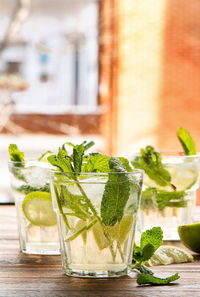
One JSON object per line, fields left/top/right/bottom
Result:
{"left": 21, "top": 243, "right": 60, "bottom": 255}
{"left": 64, "top": 264, "right": 130, "bottom": 278}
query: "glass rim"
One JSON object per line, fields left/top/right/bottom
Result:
{"left": 132, "top": 151, "right": 200, "bottom": 159}
{"left": 51, "top": 169, "right": 143, "bottom": 177}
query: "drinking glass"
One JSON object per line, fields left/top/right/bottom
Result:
{"left": 8, "top": 160, "right": 60, "bottom": 255}
{"left": 134, "top": 153, "right": 200, "bottom": 240}
{"left": 51, "top": 170, "right": 143, "bottom": 277}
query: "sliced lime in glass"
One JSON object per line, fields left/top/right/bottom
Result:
{"left": 144, "top": 165, "right": 198, "bottom": 191}
{"left": 147, "top": 245, "right": 193, "bottom": 266}
{"left": 22, "top": 192, "right": 57, "bottom": 226}
{"left": 74, "top": 219, "right": 87, "bottom": 245}
{"left": 92, "top": 215, "right": 134, "bottom": 250}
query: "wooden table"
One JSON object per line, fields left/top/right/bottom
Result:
{"left": 0, "top": 205, "right": 200, "bottom": 297}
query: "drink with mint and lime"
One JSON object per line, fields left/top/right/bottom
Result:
{"left": 8, "top": 145, "right": 59, "bottom": 255}
{"left": 132, "top": 128, "right": 200, "bottom": 240}
{"left": 49, "top": 142, "right": 143, "bottom": 277}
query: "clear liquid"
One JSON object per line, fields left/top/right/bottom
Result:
{"left": 53, "top": 179, "right": 140, "bottom": 277}
{"left": 16, "top": 196, "right": 59, "bottom": 254}
{"left": 140, "top": 191, "right": 196, "bottom": 240}
{"left": 9, "top": 162, "right": 60, "bottom": 255}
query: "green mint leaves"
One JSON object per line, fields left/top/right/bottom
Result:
{"left": 141, "top": 188, "right": 186, "bottom": 212}
{"left": 177, "top": 127, "right": 196, "bottom": 155}
{"left": 48, "top": 141, "right": 95, "bottom": 175}
{"left": 9, "top": 144, "right": 25, "bottom": 163}
{"left": 133, "top": 227, "right": 180, "bottom": 286}
{"left": 100, "top": 157, "right": 130, "bottom": 226}
{"left": 132, "top": 146, "right": 173, "bottom": 189}
{"left": 133, "top": 227, "right": 163, "bottom": 264}
{"left": 137, "top": 272, "right": 180, "bottom": 285}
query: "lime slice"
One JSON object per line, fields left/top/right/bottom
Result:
{"left": 92, "top": 215, "right": 134, "bottom": 250}
{"left": 74, "top": 219, "right": 87, "bottom": 245}
{"left": 22, "top": 192, "right": 57, "bottom": 226}
{"left": 147, "top": 245, "right": 193, "bottom": 266}
{"left": 144, "top": 164, "right": 198, "bottom": 191}
{"left": 167, "top": 165, "right": 198, "bottom": 191}
{"left": 178, "top": 223, "right": 200, "bottom": 253}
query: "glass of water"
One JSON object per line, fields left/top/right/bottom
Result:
{"left": 8, "top": 160, "right": 60, "bottom": 255}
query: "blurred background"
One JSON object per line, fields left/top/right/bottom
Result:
{"left": 1, "top": 0, "right": 200, "bottom": 203}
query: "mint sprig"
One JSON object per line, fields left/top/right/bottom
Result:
{"left": 133, "top": 227, "right": 180, "bottom": 286}
{"left": 137, "top": 272, "right": 180, "bottom": 285}
{"left": 140, "top": 187, "right": 186, "bottom": 212}
{"left": 132, "top": 146, "right": 175, "bottom": 190}
{"left": 177, "top": 127, "right": 196, "bottom": 156}
{"left": 9, "top": 144, "right": 25, "bottom": 163}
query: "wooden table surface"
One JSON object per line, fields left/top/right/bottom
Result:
{"left": 0, "top": 205, "right": 200, "bottom": 297}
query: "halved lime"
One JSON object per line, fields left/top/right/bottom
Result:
{"left": 147, "top": 245, "right": 193, "bottom": 266}
{"left": 178, "top": 223, "right": 200, "bottom": 253}
{"left": 92, "top": 215, "right": 134, "bottom": 250}
{"left": 22, "top": 192, "right": 57, "bottom": 226}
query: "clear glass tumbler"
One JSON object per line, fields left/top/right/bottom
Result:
{"left": 51, "top": 170, "right": 143, "bottom": 278}
{"left": 135, "top": 153, "right": 200, "bottom": 240}
{"left": 8, "top": 160, "right": 60, "bottom": 255}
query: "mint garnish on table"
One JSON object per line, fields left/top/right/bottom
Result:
{"left": 132, "top": 227, "right": 180, "bottom": 285}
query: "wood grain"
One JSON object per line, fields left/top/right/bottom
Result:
{"left": 0, "top": 205, "right": 200, "bottom": 297}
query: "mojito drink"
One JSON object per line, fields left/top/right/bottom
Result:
{"left": 132, "top": 148, "right": 200, "bottom": 240}
{"left": 51, "top": 170, "right": 142, "bottom": 277}
{"left": 9, "top": 159, "right": 60, "bottom": 255}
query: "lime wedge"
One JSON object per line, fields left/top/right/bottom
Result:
{"left": 92, "top": 215, "right": 134, "bottom": 250}
{"left": 178, "top": 223, "right": 200, "bottom": 253}
{"left": 144, "top": 164, "right": 198, "bottom": 191}
{"left": 22, "top": 192, "right": 57, "bottom": 226}
{"left": 147, "top": 245, "right": 193, "bottom": 266}
{"left": 74, "top": 219, "right": 87, "bottom": 245}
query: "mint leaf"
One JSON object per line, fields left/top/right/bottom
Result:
{"left": 60, "top": 185, "right": 91, "bottom": 220}
{"left": 177, "top": 127, "right": 196, "bottom": 155}
{"left": 82, "top": 154, "right": 110, "bottom": 173}
{"left": 9, "top": 144, "right": 24, "bottom": 164}
{"left": 133, "top": 246, "right": 144, "bottom": 262}
{"left": 73, "top": 143, "right": 86, "bottom": 173}
{"left": 48, "top": 150, "right": 73, "bottom": 173}
{"left": 137, "top": 272, "right": 180, "bottom": 285}
{"left": 14, "top": 184, "right": 50, "bottom": 194}
{"left": 133, "top": 244, "right": 155, "bottom": 263}
{"left": 118, "top": 157, "right": 133, "bottom": 172}
{"left": 156, "top": 190, "right": 186, "bottom": 211}
{"left": 100, "top": 157, "right": 130, "bottom": 226}
{"left": 140, "top": 227, "right": 163, "bottom": 252}
{"left": 132, "top": 146, "right": 173, "bottom": 188}
{"left": 142, "top": 243, "right": 155, "bottom": 261}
